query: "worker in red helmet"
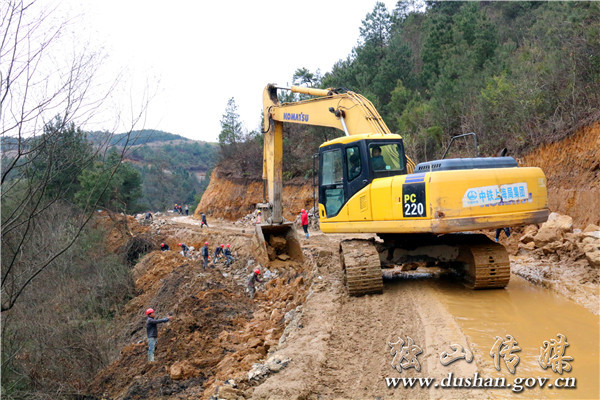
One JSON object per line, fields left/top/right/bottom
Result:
{"left": 224, "top": 244, "right": 235, "bottom": 266}
{"left": 301, "top": 209, "right": 309, "bottom": 239}
{"left": 145, "top": 308, "right": 173, "bottom": 362}
{"left": 213, "top": 244, "right": 224, "bottom": 265}
{"left": 160, "top": 243, "right": 169, "bottom": 251}
{"left": 247, "top": 268, "right": 263, "bottom": 299}
{"left": 178, "top": 242, "right": 189, "bottom": 257}
{"left": 200, "top": 212, "right": 209, "bottom": 228}
{"left": 201, "top": 241, "right": 210, "bottom": 269}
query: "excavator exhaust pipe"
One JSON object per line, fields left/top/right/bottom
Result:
{"left": 253, "top": 222, "right": 303, "bottom": 267}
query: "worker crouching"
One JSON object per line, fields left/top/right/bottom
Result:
{"left": 247, "top": 268, "right": 262, "bottom": 299}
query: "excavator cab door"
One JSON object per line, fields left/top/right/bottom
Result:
{"left": 319, "top": 145, "right": 347, "bottom": 218}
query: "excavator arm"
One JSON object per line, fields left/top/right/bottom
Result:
{"left": 261, "top": 83, "right": 415, "bottom": 223}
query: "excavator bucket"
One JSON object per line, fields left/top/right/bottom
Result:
{"left": 253, "top": 223, "right": 303, "bottom": 266}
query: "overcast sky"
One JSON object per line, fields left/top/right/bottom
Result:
{"left": 57, "top": 0, "right": 399, "bottom": 142}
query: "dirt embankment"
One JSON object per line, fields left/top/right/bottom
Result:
{"left": 520, "top": 120, "right": 600, "bottom": 228}
{"left": 87, "top": 215, "right": 311, "bottom": 400}
{"left": 195, "top": 169, "right": 314, "bottom": 221}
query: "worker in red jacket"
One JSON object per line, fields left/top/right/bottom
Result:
{"left": 301, "top": 209, "right": 309, "bottom": 239}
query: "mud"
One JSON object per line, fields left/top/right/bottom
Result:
{"left": 252, "top": 247, "right": 599, "bottom": 400}
{"left": 432, "top": 276, "right": 599, "bottom": 399}
{"left": 511, "top": 255, "right": 599, "bottom": 315}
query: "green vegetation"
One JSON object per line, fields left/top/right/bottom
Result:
{"left": 218, "top": 1, "right": 599, "bottom": 177}
{"left": 76, "top": 149, "right": 143, "bottom": 214}
{"left": 322, "top": 1, "right": 600, "bottom": 160}
{"left": 88, "top": 129, "right": 190, "bottom": 146}
{"left": 125, "top": 135, "right": 219, "bottom": 211}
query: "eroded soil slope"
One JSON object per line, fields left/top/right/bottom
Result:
{"left": 520, "top": 120, "right": 600, "bottom": 227}
{"left": 196, "top": 170, "right": 313, "bottom": 221}
{"left": 87, "top": 215, "right": 310, "bottom": 399}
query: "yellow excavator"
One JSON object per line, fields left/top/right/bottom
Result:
{"left": 257, "top": 83, "right": 549, "bottom": 295}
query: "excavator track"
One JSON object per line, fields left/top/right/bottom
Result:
{"left": 459, "top": 241, "right": 510, "bottom": 289}
{"left": 340, "top": 239, "right": 383, "bottom": 296}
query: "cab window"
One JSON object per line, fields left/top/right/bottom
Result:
{"left": 322, "top": 148, "right": 344, "bottom": 185}
{"left": 369, "top": 143, "right": 405, "bottom": 172}
{"left": 346, "top": 146, "right": 361, "bottom": 181}
{"left": 321, "top": 148, "right": 345, "bottom": 217}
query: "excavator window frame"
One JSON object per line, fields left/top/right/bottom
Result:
{"left": 319, "top": 146, "right": 346, "bottom": 217}
{"left": 319, "top": 138, "right": 408, "bottom": 219}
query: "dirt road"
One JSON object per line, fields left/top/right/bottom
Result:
{"left": 251, "top": 230, "right": 599, "bottom": 400}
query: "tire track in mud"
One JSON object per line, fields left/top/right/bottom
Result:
{"left": 313, "top": 282, "right": 429, "bottom": 399}
{"left": 309, "top": 280, "right": 489, "bottom": 400}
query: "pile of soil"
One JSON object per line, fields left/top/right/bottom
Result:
{"left": 87, "top": 216, "right": 312, "bottom": 400}
{"left": 92, "top": 211, "right": 152, "bottom": 254}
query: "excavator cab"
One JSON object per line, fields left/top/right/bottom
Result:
{"left": 318, "top": 135, "right": 408, "bottom": 219}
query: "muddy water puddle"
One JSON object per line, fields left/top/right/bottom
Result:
{"left": 427, "top": 275, "right": 599, "bottom": 399}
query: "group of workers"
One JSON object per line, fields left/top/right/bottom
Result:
{"left": 201, "top": 242, "right": 234, "bottom": 268}
{"left": 145, "top": 207, "right": 314, "bottom": 363}
{"left": 173, "top": 204, "right": 189, "bottom": 215}
{"left": 160, "top": 241, "right": 234, "bottom": 266}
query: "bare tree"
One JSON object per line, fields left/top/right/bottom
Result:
{"left": 0, "top": 0, "right": 148, "bottom": 313}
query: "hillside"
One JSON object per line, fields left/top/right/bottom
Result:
{"left": 88, "top": 129, "right": 190, "bottom": 146}
{"left": 195, "top": 170, "right": 314, "bottom": 221}
{"left": 111, "top": 130, "right": 220, "bottom": 211}
{"left": 520, "top": 119, "right": 600, "bottom": 228}
{"left": 86, "top": 214, "right": 311, "bottom": 399}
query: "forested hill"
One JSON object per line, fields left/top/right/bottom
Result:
{"left": 99, "top": 129, "right": 219, "bottom": 212}
{"left": 88, "top": 129, "right": 189, "bottom": 146}
{"left": 322, "top": 1, "right": 599, "bottom": 160}
{"left": 217, "top": 1, "right": 599, "bottom": 180}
